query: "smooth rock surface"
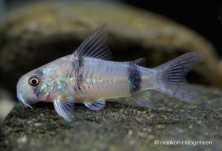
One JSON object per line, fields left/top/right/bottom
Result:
{"left": 0, "top": 1, "right": 220, "bottom": 92}
{"left": 0, "top": 85, "right": 221, "bottom": 151}
{"left": 0, "top": 88, "right": 15, "bottom": 123}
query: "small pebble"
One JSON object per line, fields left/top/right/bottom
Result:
{"left": 17, "top": 136, "right": 27, "bottom": 143}
{"left": 197, "top": 121, "right": 202, "bottom": 125}
{"left": 155, "top": 124, "right": 165, "bottom": 130}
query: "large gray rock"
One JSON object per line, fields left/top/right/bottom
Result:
{"left": 0, "top": 1, "right": 220, "bottom": 92}
{"left": 0, "top": 88, "right": 15, "bottom": 123}
{"left": 0, "top": 85, "right": 221, "bottom": 151}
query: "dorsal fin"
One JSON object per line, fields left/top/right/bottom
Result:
{"left": 73, "top": 24, "right": 112, "bottom": 60}
{"left": 132, "top": 58, "right": 146, "bottom": 66}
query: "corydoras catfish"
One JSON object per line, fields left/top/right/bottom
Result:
{"left": 16, "top": 25, "right": 204, "bottom": 121}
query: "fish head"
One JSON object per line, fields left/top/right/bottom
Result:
{"left": 16, "top": 68, "right": 51, "bottom": 107}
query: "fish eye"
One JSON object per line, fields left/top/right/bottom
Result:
{"left": 28, "top": 76, "right": 40, "bottom": 86}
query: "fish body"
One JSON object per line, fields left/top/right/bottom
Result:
{"left": 17, "top": 25, "right": 204, "bottom": 121}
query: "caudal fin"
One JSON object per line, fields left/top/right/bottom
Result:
{"left": 153, "top": 52, "right": 205, "bottom": 103}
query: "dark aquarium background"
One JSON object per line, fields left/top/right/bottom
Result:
{"left": 2, "top": 0, "right": 222, "bottom": 55}
{"left": 126, "top": 0, "right": 222, "bottom": 56}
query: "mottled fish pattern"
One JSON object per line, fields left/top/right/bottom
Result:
{"left": 16, "top": 25, "right": 204, "bottom": 121}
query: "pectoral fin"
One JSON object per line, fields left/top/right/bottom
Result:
{"left": 53, "top": 96, "right": 74, "bottom": 122}
{"left": 84, "top": 100, "right": 106, "bottom": 111}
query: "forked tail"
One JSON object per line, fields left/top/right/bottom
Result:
{"left": 153, "top": 52, "right": 205, "bottom": 103}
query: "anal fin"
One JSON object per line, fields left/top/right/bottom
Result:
{"left": 131, "top": 91, "right": 154, "bottom": 108}
{"left": 84, "top": 100, "right": 106, "bottom": 111}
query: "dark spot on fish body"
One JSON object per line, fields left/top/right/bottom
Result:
{"left": 76, "top": 73, "right": 84, "bottom": 91}
{"left": 73, "top": 57, "right": 85, "bottom": 92}
{"left": 68, "top": 56, "right": 84, "bottom": 78}
{"left": 127, "top": 63, "right": 142, "bottom": 93}
{"left": 33, "top": 87, "right": 41, "bottom": 98}
{"left": 74, "top": 86, "right": 77, "bottom": 92}
{"left": 89, "top": 70, "right": 94, "bottom": 79}
{"left": 75, "top": 56, "right": 84, "bottom": 75}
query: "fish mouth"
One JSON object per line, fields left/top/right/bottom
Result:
{"left": 17, "top": 93, "right": 33, "bottom": 109}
